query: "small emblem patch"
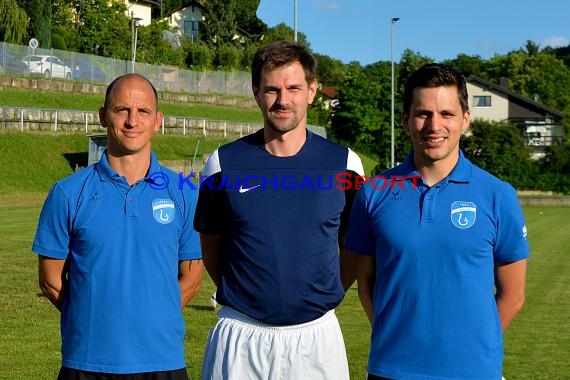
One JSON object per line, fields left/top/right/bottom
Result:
{"left": 152, "top": 199, "right": 175, "bottom": 224}
{"left": 450, "top": 201, "right": 476, "bottom": 229}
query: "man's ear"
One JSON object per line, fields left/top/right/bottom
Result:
{"left": 252, "top": 86, "right": 262, "bottom": 107}
{"left": 308, "top": 80, "right": 317, "bottom": 105}
{"left": 462, "top": 110, "right": 471, "bottom": 134}
{"left": 154, "top": 111, "right": 163, "bottom": 133}
{"left": 98, "top": 107, "right": 107, "bottom": 129}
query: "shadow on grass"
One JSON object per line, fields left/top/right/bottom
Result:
{"left": 189, "top": 305, "right": 216, "bottom": 312}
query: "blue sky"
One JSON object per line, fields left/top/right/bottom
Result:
{"left": 257, "top": 0, "right": 569, "bottom": 65}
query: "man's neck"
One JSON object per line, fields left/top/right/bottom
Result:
{"left": 263, "top": 125, "right": 307, "bottom": 157}
{"left": 106, "top": 150, "right": 151, "bottom": 186}
{"left": 414, "top": 151, "right": 459, "bottom": 187}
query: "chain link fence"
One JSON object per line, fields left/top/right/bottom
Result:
{"left": 1, "top": 41, "right": 251, "bottom": 96}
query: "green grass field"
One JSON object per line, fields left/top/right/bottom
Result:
{"left": 0, "top": 193, "right": 568, "bottom": 379}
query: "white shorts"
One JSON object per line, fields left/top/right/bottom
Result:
{"left": 201, "top": 306, "right": 350, "bottom": 380}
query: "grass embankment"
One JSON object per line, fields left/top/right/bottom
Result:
{"left": 0, "top": 132, "right": 379, "bottom": 195}
{"left": 0, "top": 86, "right": 263, "bottom": 123}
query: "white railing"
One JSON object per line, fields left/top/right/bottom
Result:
{"left": 0, "top": 106, "right": 260, "bottom": 138}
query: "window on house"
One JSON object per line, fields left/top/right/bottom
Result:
{"left": 184, "top": 21, "right": 200, "bottom": 41}
{"left": 473, "top": 95, "right": 491, "bottom": 107}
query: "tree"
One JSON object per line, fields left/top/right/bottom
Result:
{"left": 51, "top": 0, "right": 80, "bottom": 50}
{"left": 486, "top": 46, "right": 570, "bottom": 140}
{"left": 200, "top": 0, "right": 238, "bottom": 47}
{"left": 19, "top": 0, "right": 51, "bottom": 48}
{"left": 137, "top": 20, "right": 186, "bottom": 67}
{"left": 235, "top": 0, "right": 266, "bottom": 37}
{"left": 396, "top": 49, "right": 433, "bottom": 96}
{"left": 461, "top": 119, "right": 536, "bottom": 188}
{"left": 444, "top": 53, "right": 488, "bottom": 77}
{"left": 314, "top": 53, "right": 348, "bottom": 87}
{"left": 262, "top": 23, "right": 309, "bottom": 46}
{"left": 330, "top": 63, "right": 391, "bottom": 163}
{"left": 0, "top": 0, "right": 28, "bottom": 44}
{"left": 536, "top": 144, "right": 570, "bottom": 194}
{"left": 77, "top": 0, "right": 131, "bottom": 59}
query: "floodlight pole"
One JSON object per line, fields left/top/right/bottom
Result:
{"left": 131, "top": 13, "right": 142, "bottom": 73}
{"left": 294, "top": 0, "right": 298, "bottom": 42}
{"left": 390, "top": 17, "right": 400, "bottom": 168}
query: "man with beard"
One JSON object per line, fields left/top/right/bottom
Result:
{"left": 194, "top": 41, "right": 364, "bottom": 380}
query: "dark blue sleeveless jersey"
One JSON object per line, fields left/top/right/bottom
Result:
{"left": 194, "top": 130, "right": 363, "bottom": 324}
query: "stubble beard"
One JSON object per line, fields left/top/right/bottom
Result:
{"left": 265, "top": 111, "right": 302, "bottom": 134}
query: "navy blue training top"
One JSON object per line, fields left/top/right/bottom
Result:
{"left": 194, "top": 130, "right": 364, "bottom": 325}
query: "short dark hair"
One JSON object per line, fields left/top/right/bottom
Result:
{"left": 402, "top": 63, "right": 469, "bottom": 115}
{"left": 251, "top": 41, "right": 317, "bottom": 88}
{"left": 103, "top": 73, "right": 158, "bottom": 109}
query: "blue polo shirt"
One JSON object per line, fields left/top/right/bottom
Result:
{"left": 32, "top": 151, "right": 201, "bottom": 374}
{"left": 346, "top": 151, "right": 529, "bottom": 380}
{"left": 194, "top": 130, "right": 364, "bottom": 325}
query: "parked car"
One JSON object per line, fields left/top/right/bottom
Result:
{"left": 21, "top": 55, "right": 72, "bottom": 79}
{"left": 0, "top": 51, "right": 28, "bottom": 75}
{"left": 72, "top": 58, "right": 106, "bottom": 83}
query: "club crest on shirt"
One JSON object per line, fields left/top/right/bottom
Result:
{"left": 450, "top": 201, "right": 476, "bottom": 229}
{"left": 152, "top": 199, "right": 175, "bottom": 224}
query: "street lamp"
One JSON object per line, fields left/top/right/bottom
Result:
{"left": 390, "top": 17, "right": 400, "bottom": 168}
{"left": 131, "top": 14, "right": 143, "bottom": 73}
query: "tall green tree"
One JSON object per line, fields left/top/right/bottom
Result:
{"left": 137, "top": 20, "right": 186, "bottom": 67}
{"left": 200, "top": 0, "right": 238, "bottom": 47}
{"left": 20, "top": 0, "right": 51, "bottom": 48}
{"left": 444, "top": 53, "right": 488, "bottom": 77}
{"left": 0, "top": 0, "right": 28, "bottom": 44}
{"left": 330, "top": 63, "right": 391, "bottom": 163}
{"left": 396, "top": 49, "right": 433, "bottom": 96}
{"left": 314, "top": 53, "right": 348, "bottom": 87}
{"left": 51, "top": 0, "right": 81, "bottom": 51}
{"left": 235, "top": 0, "right": 266, "bottom": 37}
{"left": 77, "top": 0, "right": 130, "bottom": 59}
{"left": 486, "top": 45, "right": 570, "bottom": 139}
{"left": 262, "top": 23, "right": 309, "bottom": 46}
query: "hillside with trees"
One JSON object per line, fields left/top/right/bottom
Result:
{"left": 1, "top": 0, "right": 569, "bottom": 193}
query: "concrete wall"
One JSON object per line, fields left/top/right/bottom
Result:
{"left": 519, "top": 196, "right": 570, "bottom": 206}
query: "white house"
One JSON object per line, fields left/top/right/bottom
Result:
{"left": 124, "top": 0, "right": 154, "bottom": 26}
{"left": 164, "top": 2, "right": 205, "bottom": 41}
{"left": 467, "top": 75, "right": 564, "bottom": 159}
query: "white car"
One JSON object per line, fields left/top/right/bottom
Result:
{"left": 21, "top": 55, "right": 72, "bottom": 79}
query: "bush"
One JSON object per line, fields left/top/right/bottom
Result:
{"left": 213, "top": 45, "right": 242, "bottom": 70}
{"left": 185, "top": 42, "right": 214, "bottom": 70}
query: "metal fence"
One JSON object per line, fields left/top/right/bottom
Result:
{"left": 1, "top": 41, "right": 251, "bottom": 96}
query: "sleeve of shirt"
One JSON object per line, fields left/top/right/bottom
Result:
{"left": 339, "top": 149, "right": 365, "bottom": 242}
{"left": 493, "top": 183, "right": 530, "bottom": 263}
{"left": 345, "top": 186, "right": 375, "bottom": 256}
{"left": 32, "top": 183, "right": 71, "bottom": 259}
{"left": 193, "top": 149, "right": 225, "bottom": 234}
{"left": 179, "top": 188, "right": 202, "bottom": 261}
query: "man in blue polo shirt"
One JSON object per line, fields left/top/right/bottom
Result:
{"left": 32, "top": 74, "right": 203, "bottom": 380}
{"left": 194, "top": 41, "right": 364, "bottom": 379}
{"left": 346, "top": 63, "right": 529, "bottom": 380}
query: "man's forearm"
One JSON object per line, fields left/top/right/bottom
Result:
{"left": 38, "top": 256, "right": 67, "bottom": 311}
